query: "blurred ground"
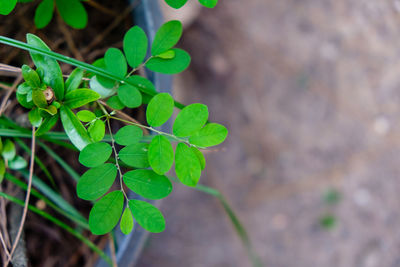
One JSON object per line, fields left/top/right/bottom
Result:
{"left": 138, "top": 0, "right": 400, "bottom": 267}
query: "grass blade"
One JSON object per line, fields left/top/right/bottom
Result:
{"left": 0, "top": 191, "right": 112, "bottom": 266}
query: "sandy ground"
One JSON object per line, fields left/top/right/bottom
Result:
{"left": 138, "top": 0, "right": 400, "bottom": 266}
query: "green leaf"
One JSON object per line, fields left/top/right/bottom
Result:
{"left": 89, "top": 190, "right": 124, "bottom": 235}
{"left": 127, "top": 75, "right": 156, "bottom": 95}
{"left": 2, "top": 139, "right": 15, "bottom": 160}
{"left": 77, "top": 110, "right": 96, "bottom": 122}
{"left": 32, "top": 89, "right": 48, "bottom": 108}
{"left": 146, "top": 48, "right": 191, "bottom": 74}
{"left": 26, "top": 34, "right": 64, "bottom": 100}
{"left": 65, "top": 68, "right": 84, "bottom": 93}
{"left": 64, "top": 89, "right": 100, "bottom": 109}
{"left": 123, "top": 169, "right": 172, "bottom": 200}
{"left": 119, "top": 143, "right": 149, "bottom": 168}
{"left": 35, "top": 113, "right": 59, "bottom": 136}
{"left": 60, "top": 106, "right": 92, "bottom": 150}
{"left": 123, "top": 26, "right": 148, "bottom": 69}
{"left": 117, "top": 84, "right": 142, "bottom": 108}
{"left": 79, "top": 142, "right": 112, "bottom": 168}
{"left": 0, "top": 0, "right": 17, "bottom": 15}
{"left": 189, "top": 123, "right": 228, "bottom": 147}
{"left": 120, "top": 207, "right": 134, "bottom": 235}
{"left": 114, "top": 125, "right": 143, "bottom": 146}
{"left": 0, "top": 158, "right": 5, "bottom": 183}
{"left": 40, "top": 105, "right": 58, "bottom": 116}
{"left": 128, "top": 199, "right": 165, "bottom": 233}
{"left": 146, "top": 93, "right": 174, "bottom": 127}
{"left": 105, "top": 48, "right": 127, "bottom": 77}
{"left": 34, "top": 0, "right": 54, "bottom": 29}
{"left": 89, "top": 76, "right": 116, "bottom": 98}
{"left": 77, "top": 163, "right": 117, "bottom": 201}
{"left": 55, "top": 0, "right": 87, "bottom": 29}
{"left": 157, "top": 50, "right": 175, "bottom": 59}
{"left": 88, "top": 120, "right": 105, "bottom": 142}
{"left": 16, "top": 92, "right": 34, "bottom": 109}
{"left": 28, "top": 108, "right": 43, "bottom": 127}
{"left": 148, "top": 135, "right": 174, "bottom": 175}
{"left": 8, "top": 156, "right": 27, "bottom": 170}
{"left": 164, "top": 0, "right": 188, "bottom": 9}
{"left": 173, "top": 103, "right": 208, "bottom": 137}
{"left": 198, "top": 0, "right": 218, "bottom": 8}
{"left": 175, "top": 143, "right": 201, "bottom": 187}
{"left": 21, "top": 64, "right": 41, "bottom": 88}
{"left": 191, "top": 147, "right": 205, "bottom": 170}
{"left": 151, "top": 20, "right": 182, "bottom": 56}
{"left": 106, "top": 95, "right": 125, "bottom": 110}
{"left": 17, "top": 82, "right": 32, "bottom": 95}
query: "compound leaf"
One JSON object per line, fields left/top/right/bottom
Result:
{"left": 56, "top": 0, "right": 87, "bottom": 29}
{"left": 105, "top": 48, "right": 127, "bottom": 77}
{"left": 164, "top": 0, "right": 188, "bottom": 9}
{"left": 34, "top": 0, "right": 54, "bottom": 29}
{"left": 117, "top": 84, "right": 142, "bottom": 108}
{"left": 198, "top": 0, "right": 218, "bottom": 8}
{"left": 77, "top": 110, "right": 96, "bottom": 122}
{"left": 0, "top": 0, "right": 17, "bottom": 15}
{"left": 88, "top": 119, "right": 105, "bottom": 142}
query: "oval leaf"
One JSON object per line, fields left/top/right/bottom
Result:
{"left": 119, "top": 143, "right": 149, "bottom": 168}
{"left": 120, "top": 207, "right": 134, "bottom": 235}
{"left": 198, "top": 0, "right": 218, "bottom": 8}
{"left": 148, "top": 135, "right": 174, "bottom": 175}
{"left": 114, "top": 125, "right": 143, "bottom": 146}
{"left": 56, "top": 0, "right": 87, "bottom": 29}
{"left": 123, "top": 169, "right": 172, "bottom": 200}
{"left": 128, "top": 199, "right": 165, "bottom": 233}
{"left": 34, "top": 0, "right": 54, "bottom": 29}
{"left": 146, "top": 93, "right": 174, "bottom": 127}
{"left": 88, "top": 119, "right": 105, "bottom": 142}
{"left": 64, "top": 89, "right": 100, "bottom": 109}
{"left": 26, "top": 34, "right": 64, "bottom": 100}
{"left": 117, "top": 84, "right": 142, "bottom": 108}
{"left": 60, "top": 106, "right": 92, "bottom": 150}
{"left": 2, "top": 139, "right": 15, "bottom": 160}
{"left": 164, "top": 0, "right": 188, "bottom": 9}
{"left": 89, "top": 190, "right": 124, "bottom": 235}
{"left": 146, "top": 48, "right": 191, "bottom": 74}
{"left": 175, "top": 143, "right": 201, "bottom": 187}
{"left": 106, "top": 95, "right": 125, "bottom": 110}
{"left": 77, "top": 163, "right": 117, "bottom": 201}
{"left": 191, "top": 147, "right": 206, "bottom": 170}
{"left": 77, "top": 110, "right": 96, "bottom": 122}
{"left": 189, "top": 123, "right": 228, "bottom": 147}
{"left": 79, "top": 142, "right": 112, "bottom": 168}
{"left": 173, "top": 103, "right": 208, "bottom": 137}
{"left": 21, "top": 65, "right": 41, "bottom": 88}
{"left": 105, "top": 48, "right": 127, "bottom": 77}
{"left": 35, "top": 113, "right": 59, "bottom": 136}
{"left": 123, "top": 26, "right": 148, "bottom": 69}
{"left": 0, "top": 0, "right": 16, "bottom": 15}
{"left": 151, "top": 20, "right": 182, "bottom": 56}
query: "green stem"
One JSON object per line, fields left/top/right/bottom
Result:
{"left": 0, "top": 191, "right": 112, "bottom": 266}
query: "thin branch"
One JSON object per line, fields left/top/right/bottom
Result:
{"left": 86, "top": 0, "right": 118, "bottom": 17}
{"left": 0, "top": 230, "right": 10, "bottom": 260}
{"left": 4, "top": 127, "right": 36, "bottom": 267}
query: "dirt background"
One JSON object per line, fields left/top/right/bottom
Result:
{"left": 138, "top": 0, "right": 400, "bottom": 267}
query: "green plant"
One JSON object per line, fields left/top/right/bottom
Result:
{"left": 0, "top": 1, "right": 262, "bottom": 266}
